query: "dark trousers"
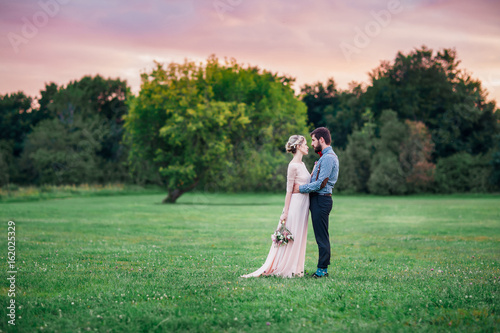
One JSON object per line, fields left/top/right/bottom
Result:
{"left": 310, "top": 194, "right": 333, "bottom": 269}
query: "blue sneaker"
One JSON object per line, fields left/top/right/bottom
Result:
{"left": 311, "top": 268, "right": 328, "bottom": 278}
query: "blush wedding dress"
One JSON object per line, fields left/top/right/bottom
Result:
{"left": 241, "top": 162, "right": 310, "bottom": 278}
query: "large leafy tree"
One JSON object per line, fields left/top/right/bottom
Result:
{"left": 302, "top": 46, "right": 498, "bottom": 159}
{"left": 340, "top": 109, "right": 436, "bottom": 195}
{"left": 0, "top": 92, "right": 33, "bottom": 156}
{"left": 368, "top": 110, "right": 408, "bottom": 195}
{"left": 21, "top": 114, "right": 106, "bottom": 185}
{"left": 124, "top": 56, "right": 309, "bottom": 203}
{"left": 301, "top": 46, "right": 499, "bottom": 193}
{"left": 301, "top": 78, "right": 338, "bottom": 128}
{"left": 46, "top": 75, "right": 129, "bottom": 167}
{"left": 19, "top": 76, "right": 130, "bottom": 185}
{"left": 367, "top": 46, "right": 499, "bottom": 159}
{"left": 0, "top": 92, "right": 36, "bottom": 185}
{"left": 335, "top": 109, "right": 375, "bottom": 193}
{"left": 0, "top": 84, "right": 62, "bottom": 184}
{"left": 301, "top": 79, "right": 367, "bottom": 149}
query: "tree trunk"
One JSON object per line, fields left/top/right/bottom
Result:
{"left": 162, "top": 179, "right": 200, "bottom": 204}
{"left": 162, "top": 189, "right": 182, "bottom": 204}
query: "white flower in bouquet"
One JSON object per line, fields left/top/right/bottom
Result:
{"left": 272, "top": 220, "right": 294, "bottom": 247}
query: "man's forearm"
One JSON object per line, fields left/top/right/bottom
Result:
{"left": 299, "top": 181, "right": 321, "bottom": 193}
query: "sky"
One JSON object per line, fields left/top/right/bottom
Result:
{"left": 1, "top": 0, "right": 500, "bottom": 105}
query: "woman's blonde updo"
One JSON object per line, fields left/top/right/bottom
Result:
{"left": 285, "top": 135, "right": 305, "bottom": 154}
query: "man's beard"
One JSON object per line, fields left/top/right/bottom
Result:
{"left": 314, "top": 145, "right": 322, "bottom": 153}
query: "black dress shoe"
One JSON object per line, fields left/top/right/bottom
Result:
{"left": 311, "top": 272, "right": 329, "bottom": 279}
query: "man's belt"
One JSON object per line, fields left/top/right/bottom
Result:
{"left": 310, "top": 192, "right": 332, "bottom": 197}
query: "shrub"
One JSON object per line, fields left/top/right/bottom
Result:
{"left": 435, "top": 152, "right": 491, "bottom": 193}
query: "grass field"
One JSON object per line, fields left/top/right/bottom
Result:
{"left": 1, "top": 192, "right": 499, "bottom": 332}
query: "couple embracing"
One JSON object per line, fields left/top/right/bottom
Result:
{"left": 242, "top": 127, "right": 339, "bottom": 279}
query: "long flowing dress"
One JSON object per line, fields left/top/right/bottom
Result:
{"left": 241, "top": 162, "right": 310, "bottom": 278}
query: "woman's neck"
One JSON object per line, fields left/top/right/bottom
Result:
{"left": 291, "top": 153, "right": 303, "bottom": 163}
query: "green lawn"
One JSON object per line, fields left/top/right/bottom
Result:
{"left": 1, "top": 193, "right": 499, "bottom": 332}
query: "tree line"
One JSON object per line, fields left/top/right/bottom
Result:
{"left": 302, "top": 47, "right": 499, "bottom": 194}
{"left": 1, "top": 47, "right": 498, "bottom": 202}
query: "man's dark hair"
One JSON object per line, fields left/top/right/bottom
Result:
{"left": 310, "top": 127, "right": 331, "bottom": 145}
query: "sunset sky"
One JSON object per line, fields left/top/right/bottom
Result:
{"left": 1, "top": 0, "right": 500, "bottom": 105}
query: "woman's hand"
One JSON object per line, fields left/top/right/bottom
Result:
{"left": 280, "top": 213, "right": 288, "bottom": 222}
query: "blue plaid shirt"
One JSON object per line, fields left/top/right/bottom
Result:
{"left": 299, "top": 146, "right": 339, "bottom": 194}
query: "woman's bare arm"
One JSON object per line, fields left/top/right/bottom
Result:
{"left": 280, "top": 191, "right": 293, "bottom": 222}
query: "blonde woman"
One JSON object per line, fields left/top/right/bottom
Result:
{"left": 241, "top": 135, "right": 310, "bottom": 278}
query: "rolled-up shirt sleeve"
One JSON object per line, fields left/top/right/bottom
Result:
{"left": 299, "top": 155, "right": 334, "bottom": 193}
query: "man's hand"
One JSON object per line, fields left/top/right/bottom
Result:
{"left": 293, "top": 184, "right": 301, "bottom": 193}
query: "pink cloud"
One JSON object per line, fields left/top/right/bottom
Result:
{"left": 0, "top": 0, "right": 499, "bottom": 104}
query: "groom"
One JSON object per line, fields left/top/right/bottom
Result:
{"left": 293, "top": 127, "right": 339, "bottom": 278}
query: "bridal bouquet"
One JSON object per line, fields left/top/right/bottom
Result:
{"left": 272, "top": 220, "right": 294, "bottom": 247}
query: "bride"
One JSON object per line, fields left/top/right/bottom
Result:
{"left": 241, "top": 135, "right": 310, "bottom": 278}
